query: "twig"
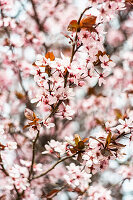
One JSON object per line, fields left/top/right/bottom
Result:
{"left": 50, "top": 184, "right": 68, "bottom": 199}
{"left": 64, "top": 6, "right": 92, "bottom": 87}
{"left": 78, "top": 7, "right": 92, "bottom": 24}
{"left": 31, "top": 153, "right": 77, "bottom": 180}
{"left": 48, "top": 100, "right": 62, "bottom": 119}
{"left": 28, "top": 130, "right": 40, "bottom": 181}
{"left": 29, "top": 0, "right": 48, "bottom": 51}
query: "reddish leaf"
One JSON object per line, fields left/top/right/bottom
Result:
{"left": 32, "top": 62, "right": 37, "bottom": 67}
{"left": 74, "top": 134, "right": 82, "bottom": 146}
{"left": 78, "top": 141, "right": 85, "bottom": 149}
{"left": 15, "top": 92, "right": 25, "bottom": 100}
{"left": 90, "top": 136, "right": 104, "bottom": 146}
{"left": 105, "top": 132, "right": 112, "bottom": 148}
{"left": 67, "top": 20, "right": 80, "bottom": 32}
{"left": 23, "top": 124, "right": 30, "bottom": 129}
{"left": 108, "top": 143, "right": 126, "bottom": 149}
{"left": 45, "top": 51, "right": 55, "bottom": 61}
{"left": 0, "top": 143, "right": 6, "bottom": 150}
{"left": 114, "top": 109, "right": 123, "bottom": 120}
{"left": 80, "top": 15, "right": 97, "bottom": 28}
{"left": 98, "top": 137, "right": 106, "bottom": 141}
{"left": 126, "top": 0, "right": 133, "bottom": 4}
{"left": 68, "top": 16, "right": 97, "bottom": 33}
{"left": 101, "top": 149, "right": 113, "bottom": 157}
{"left": 82, "top": 138, "right": 89, "bottom": 143}
{"left": 70, "top": 148, "right": 77, "bottom": 154}
{"left": 46, "top": 189, "right": 60, "bottom": 198}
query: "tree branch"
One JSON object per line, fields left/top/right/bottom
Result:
{"left": 28, "top": 130, "right": 40, "bottom": 181}
{"left": 31, "top": 153, "right": 77, "bottom": 180}
{"left": 29, "top": 0, "right": 48, "bottom": 51}
{"left": 64, "top": 6, "right": 92, "bottom": 87}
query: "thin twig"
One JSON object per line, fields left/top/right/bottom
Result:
{"left": 29, "top": 0, "right": 48, "bottom": 50}
{"left": 31, "top": 153, "right": 77, "bottom": 180}
{"left": 64, "top": 6, "right": 92, "bottom": 88}
{"left": 28, "top": 130, "right": 40, "bottom": 181}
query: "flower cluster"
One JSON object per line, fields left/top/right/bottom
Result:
{"left": 88, "top": 184, "right": 112, "bottom": 200}
{"left": 64, "top": 163, "right": 92, "bottom": 193}
{"left": 0, "top": 127, "right": 17, "bottom": 151}
{"left": 82, "top": 138, "right": 111, "bottom": 174}
{"left": 9, "top": 164, "right": 29, "bottom": 191}
{"left": 42, "top": 139, "right": 67, "bottom": 157}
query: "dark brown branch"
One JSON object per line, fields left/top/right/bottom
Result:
{"left": 29, "top": 0, "right": 43, "bottom": 30}
{"left": 78, "top": 6, "right": 92, "bottom": 24}
{"left": 28, "top": 130, "right": 40, "bottom": 181}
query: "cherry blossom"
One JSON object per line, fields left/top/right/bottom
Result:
{"left": 88, "top": 184, "right": 112, "bottom": 200}
{"left": 42, "top": 139, "right": 67, "bottom": 156}
{"left": 116, "top": 118, "right": 133, "bottom": 133}
{"left": 119, "top": 165, "right": 133, "bottom": 180}
{"left": 64, "top": 163, "right": 92, "bottom": 192}
{"left": 99, "top": 55, "right": 115, "bottom": 69}
{"left": 0, "top": 0, "right": 132, "bottom": 199}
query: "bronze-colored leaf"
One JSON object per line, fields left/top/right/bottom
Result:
{"left": 24, "top": 108, "right": 36, "bottom": 121}
{"left": 74, "top": 134, "right": 82, "bottom": 146}
{"left": 125, "top": 0, "right": 133, "bottom": 5}
{"left": 82, "top": 138, "right": 89, "bottom": 143}
{"left": 108, "top": 143, "right": 126, "bottom": 149}
{"left": 114, "top": 109, "right": 123, "bottom": 120}
{"left": 67, "top": 20, "right": 80, "bottom": 32}
{"left": 105, "top": 132, "right": 112, "bottom": 148}
{"left": 15, "top": 91, "right": 25, "bottom": 100}
{"left": 78, "top": 141, "right": 85, "bottom": 149}
{"left": 0, "top": 143, "right": 6, "bottom": 150}
{"left": 45, "top": 51, "right": 55, "bottom": 61}
{"left": 98, "top": 137, "right": 106, "bottom": 141}
{"left": 80, "top": 15, "right": 97, "bottom": 28}
{"left": 101, "top": 149, "right": 113, "bottom": 157}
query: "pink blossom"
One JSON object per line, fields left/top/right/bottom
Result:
{"left": 99, "top": 55, "right": 115, "bottom": 69}
{"left": 43, "top": 118, "right": 55, "bottom": 129}
{"left": 116, "top": 118, "right": 133, "bottom": 133}
{"left": 88, "top": 184, "right": 112, "bottom": 200}
{"left": 64, "top": 163, "right": 92, "bottom": 192}
{"left": 42, "top": 139, "right": 67, "bottom": 156}
{"left": 98, "top": 71, "right": 110, "bottom": 86}
{"left": 119, "top": 165, "right": 133, "bottom": 179}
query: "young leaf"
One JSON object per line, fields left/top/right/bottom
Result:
{"left": 24, "top": 108, "right": 36, "bottom": 121}
{"left": 105, "top": 132, "right": 112, "bottom": 148}
{"left": 67, "top": 20, "right": 80, "bottom": 32}
{"left": 45, "top": 51, "right": 55, "bottom": 61}
{"left": 80, "top": 15, "right": 97, "bottom": 28}
{"left": 74, "top": 134, "right": 82, "bottom": 146}
{"left": 78, "top": 141, "right": 85, "bottom": 149}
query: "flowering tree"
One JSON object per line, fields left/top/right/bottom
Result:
{"left": 0, "top": 0, "right": 133, "bottom": 199}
